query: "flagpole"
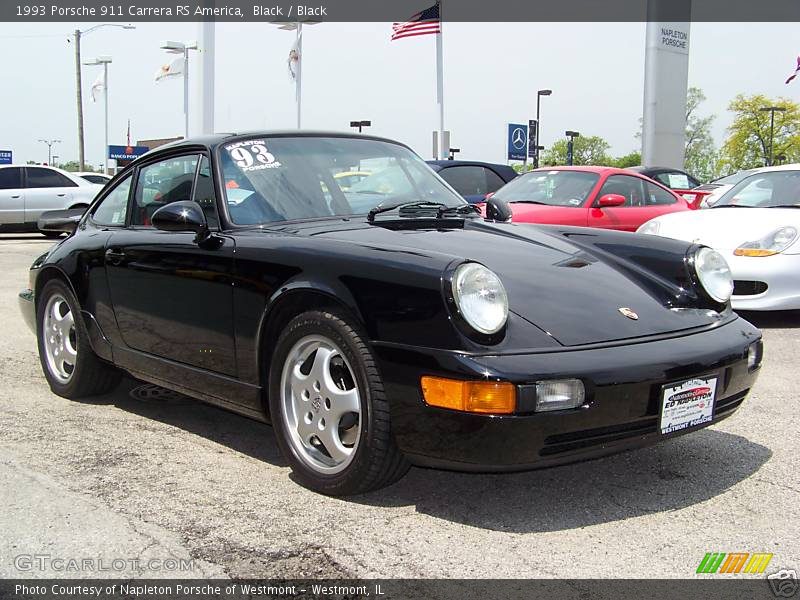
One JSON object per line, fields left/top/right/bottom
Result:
{"left": 435, "top": 0, "right": 445, "bottom": 159}
{"left": 296, "top": 22, "right": 303, "bottom": 129}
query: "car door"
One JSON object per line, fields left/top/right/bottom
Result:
{"left": 0, "top": 167, "right": 25, "bottom": 226}
{"left": 23, "top": 167, "right": 77, "bottom": 221}
{"left": 437, "top": 165, "right": 489, "bottom": 203}
{"left": 588, "top": 174, "right": 649, "bottom": 231}
{"left": 104, "top": 153, "right": 237, "bottom": 377}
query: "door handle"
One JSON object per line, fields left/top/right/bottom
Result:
{"left": 105, "top": 248, "right": 126, "bottom": 264}
{"left": 10, "top": 195, "right": 20, "bottom": 199}
{"left": 57, "top": 193, "right": 66, "bottom": 197}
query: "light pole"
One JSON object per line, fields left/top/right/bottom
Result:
{"left": 72, "top": 24, "right": 135, "bottom": 171}
{"left": 534, "top": 89, "right": 552, "bottom": 168}
{"left": 84, "top": 56, "right": 112, "bottom": 174}
{"left": 349, "top": 120, "right": 371, "bottom": 133}
{"left": 38, "top": 139, "right": 61, "bottom": 165}
{"left": 161, "top": 41, "right": 198, "bottom": 139}
{"left": 565, "top": 130, "right": 580, "bottom": 166}
{"left": 759, "top": 106, "right": 787, "bottom": 166}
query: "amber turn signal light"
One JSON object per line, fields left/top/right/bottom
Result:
{"left": 420, "top": 376, "right": 516, "bottom": 414}
{"left": 734, "top": 248, "right": 777, "bottom": 257}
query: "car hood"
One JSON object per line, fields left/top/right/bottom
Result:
{"left": 643, "top": 208, "right": 800, "bottom": 254}
{"left": 299, "top": 219, "right": 722, "bottom": 347}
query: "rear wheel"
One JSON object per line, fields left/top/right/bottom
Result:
{"left": 269, "top": 310, "right": 409, "bottom": 495}
{"left": 36, "top": 279, "right": 121, "bottom": 399}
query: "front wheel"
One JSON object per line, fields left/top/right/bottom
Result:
{"left": 36, "top": 279, "right": 121, "bottom": 399}
{"left": 269, "top": 310, "right": 409, "bottom": 495}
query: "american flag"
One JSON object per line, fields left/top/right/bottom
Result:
{"left": 391, "top": 2, "right": 440, "bottom": 41}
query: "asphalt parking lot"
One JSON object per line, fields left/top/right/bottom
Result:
{"left": 1, "top": 233, "right": 798, "bottom": 580}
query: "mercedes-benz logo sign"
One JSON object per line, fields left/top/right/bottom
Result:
{"left": 512, "top": 128, "right": 526, "bottom": 150}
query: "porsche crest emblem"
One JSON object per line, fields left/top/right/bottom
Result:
{"left": 618, "top": 307, "right": 639, "bottom": 320}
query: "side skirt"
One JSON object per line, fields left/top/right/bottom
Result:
{"left": 114, "top": 346, "right": 268, "bottom": 424}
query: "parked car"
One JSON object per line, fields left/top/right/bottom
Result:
{"left": 638, "top": 165, "right": 800, "bottom": 310}
{"left": 627, "top": 165, "right": 706, "bottom": 208}
{"left": 427, "top": 160, "right": 517, "bottom": 203}
{"left": 487, "top": 166, "right": 691, "bottom": 231}
{"left": 20, "top": 132, "right": 761, "bottom": 495}
{"left": 695, "top": 169, "right": 765, "bottom": 208}
{"left": 76, "top": 172, "right": 113, "bottom": 186}
{"left": 0, "top": 165, "right": 102, "bottom": 237}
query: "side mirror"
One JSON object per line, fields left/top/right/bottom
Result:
{"left": 152, "top": 201, "right": 209, "bottom": 241}
{"left": 485, "top": 196, "right": 513, "bottom": 223}
{"left": 38, "top": 208, "right": 85, "bottom": 234}
{"left": 597, "top": 193, "right": 626, "bottom": 208}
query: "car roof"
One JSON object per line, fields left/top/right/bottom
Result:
{"left": 528, "top": 165, "right": 632, "bottom": 175}
{"left": 155, "top": 130, "right": 414, "bottom": 154}
{"left": 628, "top": 165, "right": 688, "bottom": 173}
{"left": 427, "top": 160, "right": 512, "bottom": 169}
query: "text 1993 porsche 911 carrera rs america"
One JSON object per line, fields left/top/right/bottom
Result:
{"left": 19, "top": 132, "right": 762, "bottom": 495}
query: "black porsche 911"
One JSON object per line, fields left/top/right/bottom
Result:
{"left": 19, "top": 132, "right": 762, "bottom": 495}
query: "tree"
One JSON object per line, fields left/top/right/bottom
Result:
{"left": 684, "top": 87, "right": 717, "bottom": 181}
{"left": 719, "top": 94, "right": 800, "bottom": 173}
{"left": 541, "top": 135, "right": 612, "bottom": 166}
{"left": 56, "top": 161, "right": 84, "bottom": 172}
{"left": 610, "top": 151, "right": 642, "bottom": 168}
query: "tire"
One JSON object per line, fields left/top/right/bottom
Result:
{"left": 269, "top": 310, "right": 410, "bottom": 495}
{"left": 36, "top": 279, "right": 121, "bottom": 399}
{"left": 41, "top": 232, "right": 63, "bottom": 239}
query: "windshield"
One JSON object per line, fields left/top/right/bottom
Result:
{"left": 714, "top": 170, "right": 800, "bottom": 208}
{"left": 713, "top": 169, "right": 756, "bottom": 186}
{"left": 493, "top": 170, "right": 599, "bottom": 207}
{"left": 219, "top": 136, "right": 464, "bottom": 224}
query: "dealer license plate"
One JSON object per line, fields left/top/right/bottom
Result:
{"left": 659, "top": 376, "right": 717, "bottom": 435}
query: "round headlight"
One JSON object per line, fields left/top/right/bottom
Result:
{"left": 694, "top": 247, "right": 733, "bottom": 303}
{"left": 452, "top": 263, "right": 509, "bottom": 334}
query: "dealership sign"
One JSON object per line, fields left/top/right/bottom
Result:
{"left": 108, "top": 145, "right": 149, "bottom": 160}
{"left": 507, "top": 124, "right": 527, "bottom": 161}
{"left": 0, "top": 150, "right": 12, "bottom": 164}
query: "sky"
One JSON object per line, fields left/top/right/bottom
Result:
{"left": 0, "top": 21, "right": 797, "bottom": 169}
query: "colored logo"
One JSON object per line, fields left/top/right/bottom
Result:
{"left": 697, "top": 552, "right": 774, "bottom": 574}
{"left": 618, "top": 307, "right": 639, "bottom": 320}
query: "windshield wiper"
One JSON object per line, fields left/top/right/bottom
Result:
{"left": 710, "top": 204, "right": 752, "bottom": 208}
{"left": 367, "top": 201, "right": 474, "bottom": 222}
{"left": 511, "top": 200, "right": 548, "bottom": 205}
{"left": 767, "top": 204, "right": 800, "bottom": 208}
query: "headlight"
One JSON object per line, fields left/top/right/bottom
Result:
{"left": 452, "top": 263, "right": 508, "bottom": 334}
{"left": 637, "top": 221, "right": 660, "bottom": 235}
{"left": 734, "top": 226, "right": 798, "bottom": 257}
{"left": 693, "top": 247, "right": 733, "bottom": 303}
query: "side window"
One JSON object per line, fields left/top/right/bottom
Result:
{"left": 598, "top": 175, "right": 645, "bottom": 207}
{"left": 644, "top": 181, "right": 677, "bottom": 205}
{"left": 0, "top": 167, "right": 23, "bottom": 190}
{"left": 485, "top": 169, "right": 506, "bottom": 194}
{"left": 132, "top": 155, "right": 199, "bottom": 226}
{"left": 25, "top": 167, "right": 78, "bottom": 188}
{"left": 192, "top": 156, "right": 219, "bottom": 228}
{"left": 92, "top": 175, "right": 132, "bottom": 226}
{"left": 438, "top": 166, "right": 487, "bottom": 196}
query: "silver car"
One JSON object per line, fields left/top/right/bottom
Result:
{"left": 0, "top": 165, "right": 103, "bottom": 236}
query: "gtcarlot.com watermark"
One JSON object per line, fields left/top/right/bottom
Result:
{"left": 13, "top": 554, "right": 194, "bottom": 573}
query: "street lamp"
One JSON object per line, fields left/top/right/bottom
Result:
{"left": 84, "top": 56, "right": 112, "bottom": 175}
{"left": 349, "top": 120, "right": 371, "bottom": 133}
{"left": 534, "top": 89, "right": 552, "bottom": 168}
{"left": 565, "top": 130, "right": 580, "bottom": 166}
{"left": 161, "top": 40, "right": 198, "bottom": 139}
{"left": 38, "top": 139, "right": 61, "bottom": 165}
{"left": 71, "top": 23, "right": 135, "bottom": 171}
{"left": 759, "top": 106, "right": 788, "bottom": 166}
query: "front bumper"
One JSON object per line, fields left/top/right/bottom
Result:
{"left": 728, "top": 253, "right": 800, "bottom": 311}
{"left": 19, "top": 289, "right": 35, "bottom": 334}
{"left": 374, "top": 318, "right": 761, "bottom": 471}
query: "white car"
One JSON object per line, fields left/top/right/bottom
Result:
{"left": 0, "top": 165, "right": 103, "bottom": 236}
{"left": 695, "top": 168, "right": 760, "bottom": 208}
{"left": 638, "top": 164, "right": 800, "bottom": 311}
{"left": 75, "top": 171, "right": 112, "bottom": 185}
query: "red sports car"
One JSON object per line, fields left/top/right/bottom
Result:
{"left": 486, "top": 166, "right": 691, "bottom": 231}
